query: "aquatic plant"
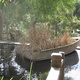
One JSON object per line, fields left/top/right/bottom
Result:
{"left": 38, "top": 72, "right": 48, "bottom": 80}
{"left": 0, "top": 76, "right": 13, "bottom": 80}
{"left": 0, "top": 76, "right": 4, "bottom": 80}
{"left": 28, "top": 62, "right": 33, "bottom": 80}
{"left": 0, "top": 62, "right": 48, "bottom": 80}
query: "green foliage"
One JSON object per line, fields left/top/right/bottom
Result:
{"left": 0, "top": 0, "right": 79, "bottom": 40}
{"left": 19, "top": 76, "right": 24, "bottom": 80}
{"left": 38, "top": 72, "right": 48, "bottom": 80}
{"left": 0, "top": 76, "right": 4, "bottom": 80}
{"left": 0, "top": 0, "right": 13, "bottom": 6}
{"left": 74, "top": 3, "right": 80, "bottom": 19}
{"left": 28, "top": 62, "right": 33, "bottom": 80}
{"left": 0, "top": 77, "right": 13, "bottom": 80}
{"left": 10, "top": 77, "right": 13, "bottom": 80}
{"left": 29, "top": 0, "right": 76, "bottom": 19}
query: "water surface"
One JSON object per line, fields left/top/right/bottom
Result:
{"left": 0, "top": 44, "right": 80, "bottom": 80}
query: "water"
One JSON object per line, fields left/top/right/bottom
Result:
{"left": 0, "top": 44, "right": 50, "bottom": 80}
{"left": 0, "top": 44, "right": 80, "bottom": 80}
{"left": 64, "top": 49, "right": 80, "bottom": 80}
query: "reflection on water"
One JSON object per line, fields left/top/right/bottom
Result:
{"left": 64, "top": 50, "right": 80, "bottom": 80}
{"left": 0, "top": 44, "right": 80, "bottom": 80}
{"left": 64, "top": 51, "right": 79, "bottom": 67}
{"left": 15, "top": 54, "right": 50, "bottom": 73}
{"left": 0, "top": 44, "right": 50, "bottom": 80}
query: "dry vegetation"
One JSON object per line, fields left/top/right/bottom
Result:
{"left": 18, "top": 27, "right": 75, "bottom": 53}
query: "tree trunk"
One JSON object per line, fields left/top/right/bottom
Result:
{"left": 0, "top": 12, "right": 3, "bottom": 40}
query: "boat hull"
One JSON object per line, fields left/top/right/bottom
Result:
{"left": 15, "top": 39, "right": 80, "bottom": 61}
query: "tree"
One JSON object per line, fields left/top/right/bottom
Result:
{"left": 28, "top": 0, "right": 77, "bottom": 36}
{"left": 0, "top": 12, "right": 3, "bottom": 40}
{"left": 0, "top": 0, "right": 78, "bottom": 40}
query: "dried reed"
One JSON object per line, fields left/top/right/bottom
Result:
{"left": 18, "top": 27, "right": 75, "bottom": 53}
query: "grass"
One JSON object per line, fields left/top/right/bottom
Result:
{"left": 0, "top": 76, "right": 4, "bottom": 80}
{"left": 38, "top": 72, "right": 48, "bottom": 80}
{"left": 28, "top": 62, "right": 33, "bottom": 80}
{"left": 0, "top": 77, "right": 13, "bottom": 80}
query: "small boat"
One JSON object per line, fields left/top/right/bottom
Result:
{"left": 15, "top": 39, "right": 80, "bottom": 61}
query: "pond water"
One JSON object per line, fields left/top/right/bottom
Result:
{"left": 64, "top": 49, "right": 80, "bottom": 80}
{"left": 0, "top": 44, "right": 80, "bottom": 80}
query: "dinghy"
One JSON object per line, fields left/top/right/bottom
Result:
{"left": 15, "top": 39, "right": 80, "bottom": 61}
